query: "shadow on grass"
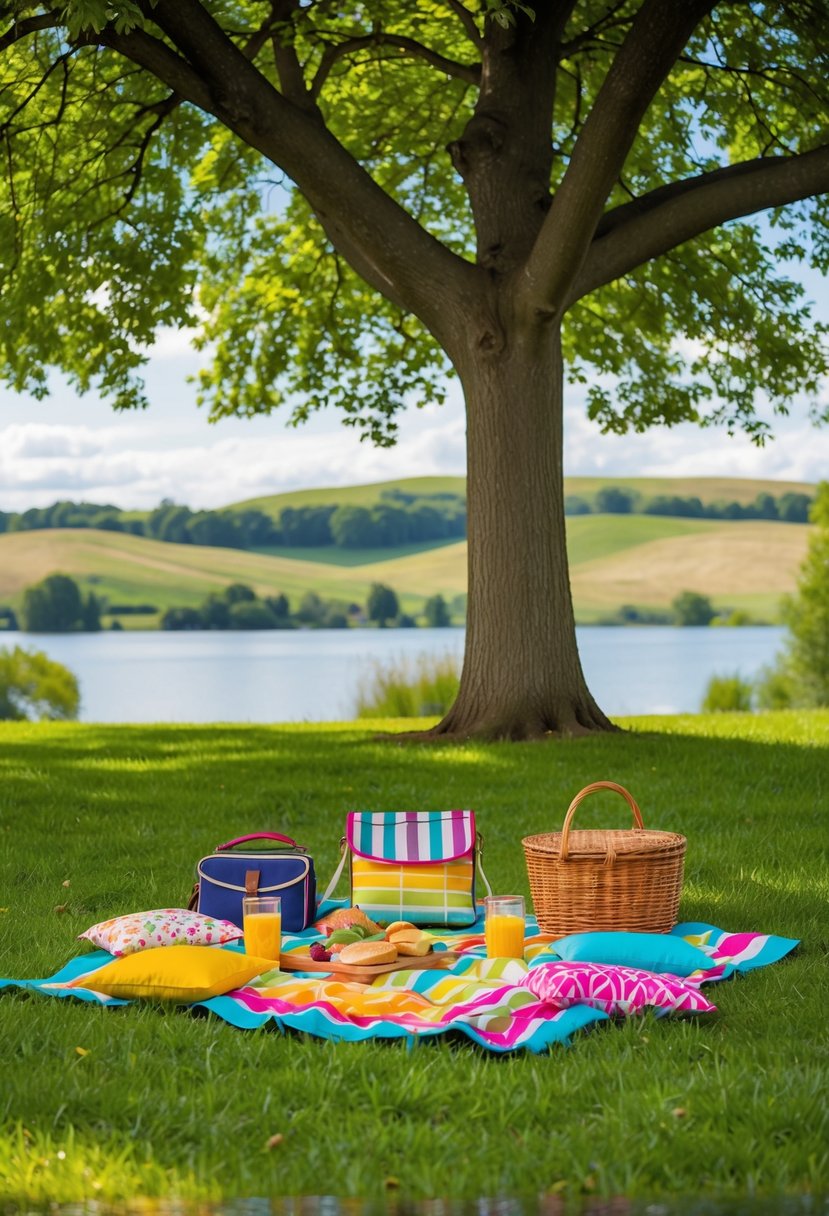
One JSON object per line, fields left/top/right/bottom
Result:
{"left": 0, "top": 720, "right": 826, "bottom": 944}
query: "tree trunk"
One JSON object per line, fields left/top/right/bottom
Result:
{"left": 429, "top": 327, "right": 616, "bottom": 741}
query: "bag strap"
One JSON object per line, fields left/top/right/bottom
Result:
{"left": 319, "top": 837, "right": 348, "bottom": 907}
{"left": 476, "top": 832, "right": 493, "bottom": 899}
{"left": 217, "top": 832, "right": 302, "bottom": 852}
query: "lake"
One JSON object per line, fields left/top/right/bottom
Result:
{"left": 1, "top": 626, "right": 785, "bottom": 723}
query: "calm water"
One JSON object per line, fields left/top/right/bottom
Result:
{"left": 1, "top": 626, "right": 784, "bottom": 723}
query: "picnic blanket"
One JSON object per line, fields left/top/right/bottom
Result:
{"left": 1, "top": 917, "right": 799, "bottom": 1054}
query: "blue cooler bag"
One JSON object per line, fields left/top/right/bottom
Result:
{"left": 188, "top": 832, "right": 316, "bottom": 931}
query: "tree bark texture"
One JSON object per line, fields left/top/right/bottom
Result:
{"left": 430, "top": 326, "right": 615, "bottom": 740}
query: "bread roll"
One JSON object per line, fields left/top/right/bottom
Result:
{"left": 338, "top": 940, "right": 398, "bottom": 966}
{"left": 315, "top": 907, "right": 383, "bottom": 936}
{"left": 384, "top": 920, "right": 417, "bottom": 939}
{"left": 395, "top": 937, "right": 432, "bottom": 957}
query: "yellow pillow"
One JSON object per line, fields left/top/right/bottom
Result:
{"left": 69, "top": 945, "right": 275, "bottom": 1001}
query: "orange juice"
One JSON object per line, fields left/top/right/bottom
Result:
{"left": 485, "top": 913, "right": 525, "bottom": 959}
{"left": 243, "top": 911, "right": 282, "bottom": 961}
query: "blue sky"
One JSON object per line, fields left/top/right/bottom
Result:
{"left": 1, "top": 271, "right": 827, "bottom": 513}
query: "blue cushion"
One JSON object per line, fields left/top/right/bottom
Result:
{"left": 551, "top": 931, "right": 713, "bottom": 976}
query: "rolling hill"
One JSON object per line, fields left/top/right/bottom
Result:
{"left": 229, "top": 474, "right": 815, "bottom": 517}
{"left": 0, "top": 511, "right": 811, "bottom": 625}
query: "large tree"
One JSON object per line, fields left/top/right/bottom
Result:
{"left": 1, "top": 1, "right": 827, "bottom": 738}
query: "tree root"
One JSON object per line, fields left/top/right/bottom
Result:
{"left": 374, "top": 707, "right": 621, "bottom": 744}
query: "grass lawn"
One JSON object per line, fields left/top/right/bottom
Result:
{"left": 251, "top": 537, "right": 461, "bottom": 567}
{"left": 1, "top": 712, "right": 827, "bottom": 1206}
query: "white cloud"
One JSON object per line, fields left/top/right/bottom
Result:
{"left": 6, "top": 423, "right": 108, "bottom": 460}
{"left": 0, "top": 411, "right": 469, "bottom": 511}
{"left": 1, "top": 380, "right": 824, "bottom": 515}
{"left": 561, "top": 393, "right": 828, "bottom": 485}
{"left": 143, "top": 326, "right": 207, "bottom": 361}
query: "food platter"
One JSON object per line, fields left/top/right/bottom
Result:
{"left": 278, "top": 950, "right": 461, "bottom": 981}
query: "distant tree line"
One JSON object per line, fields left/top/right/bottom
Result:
{"left": 599, "top": 590, "right": 758, "bottom": 628}
{"left": 565, "top": 487, "right": 813, "bottom": 523}
{"left": 0, "top": 489, "right": 467, "bottom": 552}
{"left": 0, "top": 500, "right": 143, "bottom": 535}
{"left": 12, "top": 574, "right": 103, "bottom": 633}
{"left": 161, "top": 583, "right": 454, "bottom": 631}
{"left": 2, "top": 487, "right": 811, "bottom": 561}
{"left": 2, "top": 574, "right": 456, "bottom": 633}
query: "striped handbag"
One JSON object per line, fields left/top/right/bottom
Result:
{"left": 322, "top": 810, "right": 491, "bottom": 927}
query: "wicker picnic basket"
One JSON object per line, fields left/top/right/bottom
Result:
{"left": 522, "top": 781, "right": 686, "bottom": 936}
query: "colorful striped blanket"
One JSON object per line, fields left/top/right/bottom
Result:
{"left": 1, "top": 916, "right": 798, "bottom": 1053}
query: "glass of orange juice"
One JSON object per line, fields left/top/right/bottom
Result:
{"left": 485, "top": 895, "right": 525, "bottom": 959}
{"left": 242, "top": 896, "right": 282, "bottom": 966}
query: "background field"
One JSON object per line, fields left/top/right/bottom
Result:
{"left": 1, "top": 712, "right": 827, "bottom": 1204}
{"left": 230, "top": 474, "right": 816, "bottom": 516}
{"left": 0, "top": 513, "right": 810, "bottom": 625}
{"left": 0, "top": 477, "right": 815, "bottom": 626}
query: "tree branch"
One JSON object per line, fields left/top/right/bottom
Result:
{"left": 80, "top": 25, "right": 216, "bottom": 110}
{"left": 443, "top": 0, "right": 483, "bottom": 49}
{"left": 310, "top": 32, "right": 479, "bottom": 100}
{"left": 127, "top": 0, "right": 478, "bottom": 339}
{"left": 558, "top": 1, "right": 631, "bottom": 59}
{"left": 0, "top": 7, "right": 61, "bottom": 52}
{"left": 266, "top": 0, "right": 314, "bottom": 107}
{"left": 569, "top": 145, "right": 829, "bottom": 303}
{"left": 518, "top": 0, "right": 715, "bottom": 315}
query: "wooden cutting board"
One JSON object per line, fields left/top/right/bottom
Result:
{"left": 278, "top": 950, "right": 461, "bottom": 981}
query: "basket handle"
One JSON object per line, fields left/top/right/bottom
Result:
{"left": 560, "top": 781, "right": 644, "bottom": 862}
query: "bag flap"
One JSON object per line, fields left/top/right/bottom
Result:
{"left": 346, "top": 810, "right": 475, "bottom": 864}
{"left": 197, "top": 852, "right": 310, "bottom": 894}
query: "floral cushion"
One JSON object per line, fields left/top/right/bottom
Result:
{"left": 524, "top": 961, "right": 716, "bottom": 1017}
{"left": 78, "top": 908, "right": 243, "bottom": 957}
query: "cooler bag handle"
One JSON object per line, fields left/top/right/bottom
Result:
{"left": 217, "top": 832, "right": 303, "bottom": 852}
{"left": 476, "top": 832, "right": 493, "bottom": 899}
{"left": 320, "top": 838, "right": 348, "bottom": 907}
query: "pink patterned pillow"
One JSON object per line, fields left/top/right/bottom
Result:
{"left": 525, "top": 961, "right": 716, "bottom": 1017}
{"left": 79, "top": 908, "right": 243, "bottom": 957}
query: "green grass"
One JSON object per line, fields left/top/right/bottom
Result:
{"left": 1, "top": 713, "right": 827, "bottom": 1206}
{"left": 565, "top": 513, "right": 711, "bottom": 564}
{"left": 0, "top": 530, "right": 437, "bottom": 619}
{"left": 251, "top": 537, "right": 460, "bottom": 567}
{"left": 355, "top": 652, "right": 460, "bottom": 717}
{"left": 229, "top": 475, "right": 467, "bottom": 514}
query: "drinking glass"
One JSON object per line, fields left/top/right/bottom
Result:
{"left": 484, "top": 895, "right": 526, "bottom": 959}
{"left": 243, "top": 895, "right": 282, "bottom": 965}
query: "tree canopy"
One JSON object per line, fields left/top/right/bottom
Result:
{"left": 20, "top": 573, "right": 101, "bottom": 632}
{"left": 0, "top": 645, "right": 81, "bottom": 720}
{"left": 2, "top": 1, "right": 827, "bottom": 438}
{"left": 2, "top": 0, "right": 828, "bottom": 737}
{"left": 779, "top": 480, "right": 829, "bottom": 705}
